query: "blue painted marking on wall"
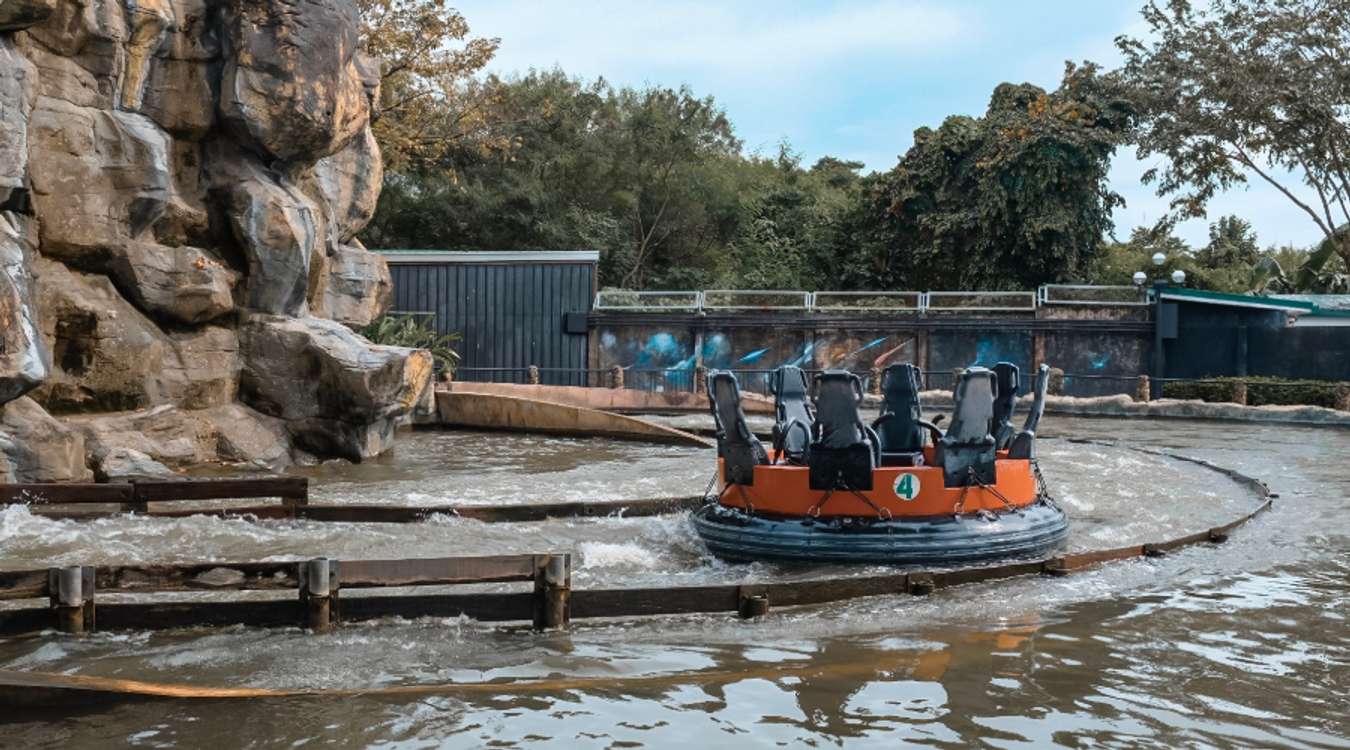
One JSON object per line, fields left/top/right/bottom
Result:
{"left": 789, "top": 342, "right": 815, "bottom": 367}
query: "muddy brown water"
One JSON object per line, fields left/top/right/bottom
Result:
{"left": 1, "top": 417, "right": 1347, "bottom": 748}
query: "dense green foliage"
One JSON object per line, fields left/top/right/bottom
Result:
{"left": 363, "top": 67, "right": 1129, "bottom": 290}
{"left": 1162, "top": 376, "right": 1350, "bottom": 409}
{"left": 360, "top": 315, "right": 461, "bottom": 374}
{"left": 858, "top": 64, "right": 1133, "bottom": 290}
{"left": 1089, "top": 217, "right": 1350, "bottom": 294}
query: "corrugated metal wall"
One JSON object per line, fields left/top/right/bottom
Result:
{"left": 387, "top": 261, "right": 594, "bottom": 385}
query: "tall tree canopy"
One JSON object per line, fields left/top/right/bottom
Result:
{"left": 1116, "top": 0, "right": 1350, "bottom": 267}
{"left": 861, "top": 63, "right": 1134, "bottom": 290}
{"left": 357, "top": 0, "right": 501, "bottom": 170}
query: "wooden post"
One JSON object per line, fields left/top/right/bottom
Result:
{"left": 737, "top": 585, "right": 769, "bottom": 618}
{"left": 1032, "top": 331, "right": 1046, "bottom": 370}
{"left": 694, "top": 366, "right": 707, "bottom": 395}
{"left": 528, "top": 365, "right": 541, "bottom": 385}
{"left": 282, "top": 480, "right": 308, "bottom": 519}
{"left": 49, "top": 566, "right": 94, "bottom": 634}
{"left": 609, "top": 365, "right": 624, "bottom": 389}
{"left": 299, "top": 558, "right": 335, "bottom": 632}
{"left": 1135, "top": 375, "right": 1151, "bottom": 403}
{"left": 533, "top": 554, "right": 571, "bottom": 630}
{"left": 908, "top": 573, "right": 936, "bottom": 596}
{"left": 1231, "top": 380, "right": 1248, "bottom": 406}
{"left": 869, "top": 366, "right": 882, "bottom": 396}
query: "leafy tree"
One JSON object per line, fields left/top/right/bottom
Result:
{"left": 1198, "top": 215, "right": 1260, "bottom": 269}
{"left": 357, "top": 0, "right": 502, "bottom": 170}
{"left": 1252, "top": 232, "right": 1350, "bottom": 293}
{"left": 363, "top": 71, "right": 746, "bottom": 288}
{"left": 865, "top": 63, "right": 1134, "bottom": 290}
{"left": 1116, "top": 0, "right": 1350, "bottom": 268}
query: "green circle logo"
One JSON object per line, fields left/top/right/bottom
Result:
{"left": 893, "top": 473, "right": 921, "bottom": 501}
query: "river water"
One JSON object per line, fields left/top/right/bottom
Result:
{"left": 1, "top": 417, "right": 1347, "bottom": 748}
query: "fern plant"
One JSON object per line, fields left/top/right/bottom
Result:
{"left": 361, "top": 314, "right": 462, "bottom": 375}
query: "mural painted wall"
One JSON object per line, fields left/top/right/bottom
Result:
{"left": 813, "top": 331, "right": 917, "bottom": 372}
{"left": 595, "top": 326, "right": 696, "bottom": 391}
{"left": 927, "top": 332, "right": 1033, "bottom": 391}
{"left": 594, "top": 320, "right": 1151, "bottom": 397}
{"left": 1043, "top": 333, "right": 1147, "bottom": 397}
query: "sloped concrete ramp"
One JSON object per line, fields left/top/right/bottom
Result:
{"left": 435, "top": 391, "right": 714, "bottom": 448}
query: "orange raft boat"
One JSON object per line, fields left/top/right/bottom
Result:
{"left": 692, "top": 363, "right": 1068, "bottom": 564}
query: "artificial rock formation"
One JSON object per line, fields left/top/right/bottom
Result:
{"left": 0, "top": 0, "right": 426, "bottom": 478}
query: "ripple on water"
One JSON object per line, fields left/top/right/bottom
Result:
{"left": 3, "top": 418, "right": 1336, "bottom": 750}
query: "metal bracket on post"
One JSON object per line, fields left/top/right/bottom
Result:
{"left": 908, "top": 572, "right": 937, "bottom": 595}
{"left": 299, "top": 558, "right": 338, "bottom": 632}
{"left": 737, "top": 585, "right": 769, "bottom": 619}
{"left": 48, "top": 566, "right": 95, "bottom": 634}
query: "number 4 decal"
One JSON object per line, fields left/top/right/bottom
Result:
{"left": 893, "top": 473, "right": 921, "bottom": 501}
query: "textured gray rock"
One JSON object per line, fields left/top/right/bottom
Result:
{"left": 95, "top": 446, "right": 177, "bottom": 482}
{"left": 31, "top": 258, "right": 238, "bottom": 413}
{"left": 0, "top": 0, "right": 425, "bottom": 470}
{"left": 239, "top": 315, "right": 433, "bottom": 460}
{"left": 0, "top": 0, "right": 56, "bottom": 31}
{"left": 219, "top": 0, "right": 368, "bottom": 163}
{"left": 205, "top": 402, "right": 295, "bottom": 470}
{"left": 0, "top": 396, "right": 91, "bottom": 481}
{"left": 31, "top": 256, "right": 171, "bottom": 413}
{"left": 109, "top": 240, "right": 237, "bottom": 324}
{"left": 321, "top": 243, "right": 392, "bottom": 330}
{"left": 22, "top": 0, "right": 127, "bottom": 107}
{"left": 213, "top": 150, "right": 320, "bottom": 315}
{"left": 0, "top": 215, "right": 49, "bottom": 405}
{"left": 67, "top": 404, "right": 216, "bottom": 467}
{"left": 136, "top": 0, "right": 218, "bottom": 137}
{"left": 0, "top": 37, "right": 33, "bottom": 192}
{"left": 315, "top": 126, "right": 383, "bottom": 243}
{"left": 26, "top": 98, "right": 170, "bottom": 263}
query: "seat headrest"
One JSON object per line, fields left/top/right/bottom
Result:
{"left": 813, "top": 370, "right": 863, "bottom": 402}
{"left": 770, "top": 365, "right": 809, "bottom": 400}
{"left": 881, "top": 363, "right": 922, "bottom": 398}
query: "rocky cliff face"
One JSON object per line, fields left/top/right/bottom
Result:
{"left": 0, "top": 0, "right": 427, "bottom": 480}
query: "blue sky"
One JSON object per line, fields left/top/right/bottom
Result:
{"left": 457, "top": 0, "right": 1321, "bottom": 250}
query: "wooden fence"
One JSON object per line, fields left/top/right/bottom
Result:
{"left": 0, "top": 442, "right": 1275, "bottom": 638}
{"left": 1, "top": 478, "right": 702, "bottom": 523}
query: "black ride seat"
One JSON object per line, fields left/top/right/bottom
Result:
{"left": 1008, "top": 364, "right": 1049, "bottom": 460}
{"left": 937, "top": 367, "right": 998, "bottom": 487}
{"left": 991, "top": 362, "right": 1020, "bottom": 451}
{"left": 872, "top": 363, "right": 926, "bottom": 467}
{"left": 707, "top": 370, "right": 769, "bottom": 485}
{"left": 807, "top": 370, "right": 878, "bottom": 491}
{"left": 770, "top": 365, "right": 814, "bottom": 465}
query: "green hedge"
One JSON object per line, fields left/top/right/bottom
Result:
{"left": 1162, "top": 376, "right": 1349, "bottom": 409}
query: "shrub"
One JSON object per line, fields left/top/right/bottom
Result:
{"left": 1162, "top": 376, "right": 1349, "bottom": 409}
{"left": 361, "top": 314, "right": 461, "bottom": 375}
